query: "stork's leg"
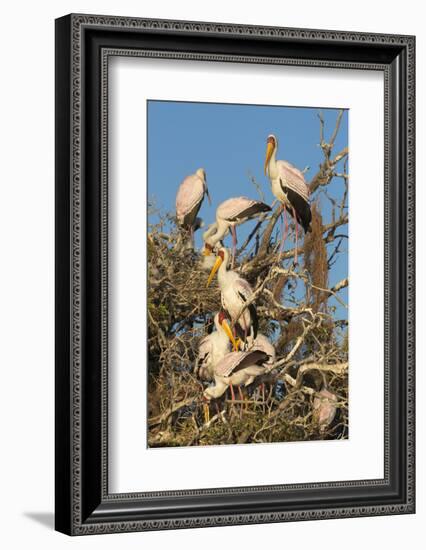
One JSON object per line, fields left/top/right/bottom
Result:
{"left": 238, "top": 386, "right": 244, "bottom": 417}
{"left": 231, "top": 225, "right": 237, "bottom": 268}
{"left": 238, "top": 386, "right": 248, "bottom": 411}
{"left": 203, "top": 401, "right": 210, "bottom": 424}
{"left": 278, "top": 205, "right": 284, "bottom": 251}
{"left": 214, "top": 401, "right": 221, "bottom": 419}
{"left": 233, "top": 327, "right": 241, "bottom": 352}
{"left": 292, "top": 206, "right": 299, "bottom": 266}
{"left": 243, "top": 317, "right": 248, "bottom": 344}
{"left": 229, "top": 384, "right": 236, "bottom": 416}
{"left": 190, "top": 225, "right": 193, "bottom": 249}
{"left": 279, "top": 204, "right": 289, "bottom": 259}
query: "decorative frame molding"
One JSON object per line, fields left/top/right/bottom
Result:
{"left": 55, "top": 14, "right": 415, "bottom": 535}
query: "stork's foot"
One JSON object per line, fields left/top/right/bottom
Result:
{"left": 261, "top": 382, "right": 266, "bottom": 414}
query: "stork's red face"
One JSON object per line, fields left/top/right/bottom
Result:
{"left": 218, "top": 309, "right": 229, "bottom": 325}
{"left": 267, "top": 135, "right": 277, "bottom": 147}
{"left": 202, "top": 243, "right": 213, "bottom": 256}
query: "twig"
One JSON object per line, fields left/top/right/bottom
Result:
{"left": 148, "top": 397, "right": 196, "bottom": 427}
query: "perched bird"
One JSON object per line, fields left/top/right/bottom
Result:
{"left": 264, "top": 134, "right": 312, "bottom": 263}
{"left": 206, "top": 247, "right": 258, "bottom": 346}
{"left": 217, "top": 310, "right": 276, "bottom": 395}
{"left": 175, "top": 168, "right": 211, "bottom": 244}
{"left": 312, "top": 388, "right": 338, "bottom": 432}
{"left": 202, "top": 196, "right": 270, "bottom": 265}
{"left": 203, "top": 349, "right": 271, "bottom": 402}
{"left": 194, "top": 311, "right": 238, "bottom": 382}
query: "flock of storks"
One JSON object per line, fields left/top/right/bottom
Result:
{"left": 174, "top": 135, "right": 313, "bottom": 422}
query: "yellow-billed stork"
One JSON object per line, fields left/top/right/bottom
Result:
{"left": 175, "top": 168, "right": 211, "bottom": 243}
{"left": 203, "top": 196, "right": 270, "bottom": 265}
{"left": 194, "top": 311, "right": 238, "bottom": 382}
{"left": 206, "top": 247, "right": 258, "bottom": 346}
{"left": 264, "top": 134, "right": 312, "bottom": 263}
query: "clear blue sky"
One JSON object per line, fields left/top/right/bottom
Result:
{"left": 147, "top": 100, "right": 348, "bottom": 322}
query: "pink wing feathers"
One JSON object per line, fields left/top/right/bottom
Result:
{"left": 277, "top": 160, "right": 309, "bottom": 202}
{"left": 175, "top": 174, "right": 205, "bottom": 224}
{"left": 216, "top": 197, "right": 270, "bottom": 222}
{"left": 215, "top": 350, "right": 268, "bottom": 377}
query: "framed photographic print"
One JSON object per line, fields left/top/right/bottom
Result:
{"left": 55, "top": 14, "right": 415, "bottom": 535}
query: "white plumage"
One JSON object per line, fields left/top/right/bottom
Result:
{"left": 194, "top": 311, "right": 235, "bottom": 382}
{"left": 207, "top": 247, "right": 257, "bottom": 345}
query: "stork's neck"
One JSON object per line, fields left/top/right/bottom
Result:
{"left": 213, "top": 315, "right": 218, "bottom": 331}
{"left": 213, "top": 315, "right": 223, "bottom": 333}
{"left": 267, "top": 147, "right": 279, "bottom": 179}
{"left": 205, "top": 382, "right": 227, "bottom": 400}
{"left": 195, "top": 169, "right": 205, "bottom": 181}
{"left": 217, "top": 322, "right": 231, "bottom": 344}
{"left": 207, "top": 219, "right": 228, "bottom": 248}
{"left": 203, "top": 222, "right": 217, "bottom": 242}
{"left": 217, "top": 250, "right": 230, "bottom": 285}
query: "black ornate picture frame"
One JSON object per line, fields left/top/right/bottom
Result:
{"left": 55, "top": 14, "right": 415, "bottom": 535}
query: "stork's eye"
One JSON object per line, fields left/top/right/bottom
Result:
{"left": 218, "top": 250, "right": 225, "bottom": 260}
